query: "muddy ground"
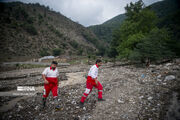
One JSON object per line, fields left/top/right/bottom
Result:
{"left": 0, "top": 62, "right": 180, "bottom": 120}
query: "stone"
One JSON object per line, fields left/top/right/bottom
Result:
{"left": 165, "top": 63, "right": 172, "bottom": 66}
{"left": 83, "top": 107, "right": 86, "bottom": 110}
{"left": 117, "top": 99, "right": 125, "bottom": 104}
{"left": 157, "top": 75, "right": 161, "bottom": 79}
{"left": 35, "top": 106, "right": 39, "bottom": 110}
{"left": 164, "top": 75, "right": 176, "bottom": 81}
{"left": 148, "top": 97, "right": 153, "bottom": 100}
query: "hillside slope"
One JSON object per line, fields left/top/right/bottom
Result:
{"left": 89, "top": 0, "right": 179, "bottom": 44}
{"left": 0, "top": 2, "right": 101, "bottom": 62}
{"left": 88, "top": 14, "right": 126, "bottom": 43}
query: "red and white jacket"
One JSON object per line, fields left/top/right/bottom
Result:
{"left": 87, "top": 64, "right": 99, "bottom": 84}
{"left": 42, "top": 67, "right": 59, "bottom": 84}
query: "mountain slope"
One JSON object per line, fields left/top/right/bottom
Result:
{"left": 88, "top": 14, "right": 126, "bottom": 43}
{"left": 88, "top": 0, "right": 179, "bottom": 44}
{"left": 0, "top": 2, "right": 101, "bottom": 62}
{"left": 148, "top": 0, "right": 179, "bottom": 18}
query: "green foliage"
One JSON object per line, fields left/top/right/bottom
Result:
{"left": 89, "top": 14, "right": 126, "bottom": 43}
{"left": 125, "top": 0, "right": 144, "bottom": 20}
{"left": 44, "top": 11, "right": 47, "bottom": 17}
{"left": 89, "top": 25, "right": 112, "bottom": 43}
{"left": 48, "top": 25, "right": 63, "bottom": 38}
{"left": 96, "top": 45, "right": 106, "bottom": 56}
{"left": 107, "top": 28, "right": 121, "bottom": 58}
{"left": 70, "top": 41, "right": 78, "bottom": 48}
{"left": 158, "top": 10, "right": 180, "bottom": 56}
{"left": 129, "top": 28, "right": 174, "bottom": 61}
{"left": 82, "top": 31, "right": 107, "bottom": 56}
{"left": 91, "top": 55, "right": 97, "bottom": 60}
{"left": 27, "top": 17, "right": 34, "bottom": 24}
{"left": 82, "top": 31, "right": 97, "bottom": 44}
{"left": 117, "top": 33, "right": 145, "bottom": 59}
{"left": 62, "top": 42, "right": 67, "bottom": 48}
{"left": 33, "top": 8, "right": 36, "bottom": 12}
{"left": 149, "top": 0, "right": 179, "bottom": 18}
{"left": 77, "top": 48, "right": 83, "bottom": 55}
{"left": 0, "top": 2, "right": 104, "bottom": 60}
{"left": 52, "top": 48, "right": 62, "bottom": 56}
{"left": 114, "top": 0, "right": 157, "bottom": 60}
{"left": 23, "top": 24, "right": 38, "bottom": 35}
{"left": 40, "top": 48, "right": 49, "bottom": 57}
{"left": 10, "top": 21, "right": 18, "bottom": 28}
{"left": 38, "top": 13, "right": 43, "bottom": 20}
{"left": 14, "top": 6, "right": 29, "bottom": 20}
{"left": 110, "top": 0, "right": 176, "bottom": 63}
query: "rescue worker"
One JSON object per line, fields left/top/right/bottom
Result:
{"left": 80, "top": 59, "right": 105, "bottom": 107}
{"left": 42, "top": 61, "right": 59, "bottom": 109}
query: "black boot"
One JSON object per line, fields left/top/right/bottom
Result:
{"left": 53, "top": 98, "right": 61, "bottom": 110}
{"left": 79, "top": 102, "right": 84, "bottom": 108}
{"left": 42, "top": 98, "right": 46, "bottom": 108}
{"left": 98, "top": 98, "right": 106, "bottom": 101}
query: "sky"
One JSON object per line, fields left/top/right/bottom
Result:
{"left": 2, "top": 0, "right": 162, "bottom": 26}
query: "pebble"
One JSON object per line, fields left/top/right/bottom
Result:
{"left": 164, "top": 75, "right": 176, "bottom": 81}
{"left": 117, "top": 99, "right": 125, "bottom": 104}
{"left": 148, "top": 97, "right": 153, "bottom": 100}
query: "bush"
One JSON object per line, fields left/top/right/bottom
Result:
{"left": 48, "top": 25, "right": 63, "bottom": 38}
{"left": 23, "top": 24, "right": 38, "bottom": 35}
{"left": 129, "top": 28, "right": 174, "bottom": 62}
{"left": 38, "top": 14, "right": 43, "bottom": 20}
{"left": 70, "top": 41, "right": 78, "bottom": 48}
{"left": 52, "top": 48, "right": 62, "bottom": 56}
{"left": 82, "top": 31, "right": 97, "bottom": 44}
{"left": 40, "top": 48, "right": 49, "bottom": 57}
{"left": 27, "top": 17, "right": 34, "bottom": 24}
{"left": 77, "top": 48, "right": 83, "bottom": 55}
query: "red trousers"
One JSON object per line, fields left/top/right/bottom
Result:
{"left": 80, "top": 76, "right": 103, "bottom": 103}
{"left": 43, "top": 77, "right": 58, "bottom": 98}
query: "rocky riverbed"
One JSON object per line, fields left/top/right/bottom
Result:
{"left": 0, "top": 61, "right": 179, "bottom": 120}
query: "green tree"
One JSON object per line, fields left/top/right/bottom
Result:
{"left": 52, "top": 48, "right": 62, "bottom": 56}
{"left": 125, "top": 0, "right": 144, "bottom": 21}
{"left": 112, "top": 0, "right": 158, "bottom": 60}
{"left": 129, "top": 28, "right": 174, "bottom": 62}
{"left": 117, "top": 32, "right": 145, "bottom": 59}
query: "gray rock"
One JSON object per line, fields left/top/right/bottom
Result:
{"left": 164, "top": 75, "right": 176, "bottom": 81}
{"left": 148, "top": 97, "right": 153, "bottom": 100}
{"left": 117, "top": 99, "right": 125, "bottom": 104}
{"left": 157, "top": 75, "right": 161, "bottom": 79}
{"left": 165, "top": 63, "right": 172, "bottom": 66}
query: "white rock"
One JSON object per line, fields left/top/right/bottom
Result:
{"left": 18, "top": 105, "right": 23, "bottom": 109}
{"left": 164, "top": 75, "right": 176, "bottom": 81}
{"left": 83, "top": 107, "right": 86, "bottom": 110}
{"left": 157, "top": 75, "right": 161, "bottom": 79}
{"left": 163, "top": 83, "right": 167, "bottom": 85}
{"left": 165, "top": 63, "right": 172, "bottom": 66}
{"left": 139, "top": 96, "right": 144, "bottom": 99}
{"left": 149, "top": 65, "right": 156, "bottom": 68}
{"left": 118, "top": 99, "right": 125, "bottom": 104}
{"left": 35, "top": 106, "right": 38, "bottom": 110}
{"left": 148, "top": 96, "right": 153, "bottom": 100}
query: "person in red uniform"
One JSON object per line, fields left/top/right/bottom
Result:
{"left": 42, "top": 61, "right": 59, "bottom": 108}
{"left": 80, "top": 59, "right": 105, "bottom": 107}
